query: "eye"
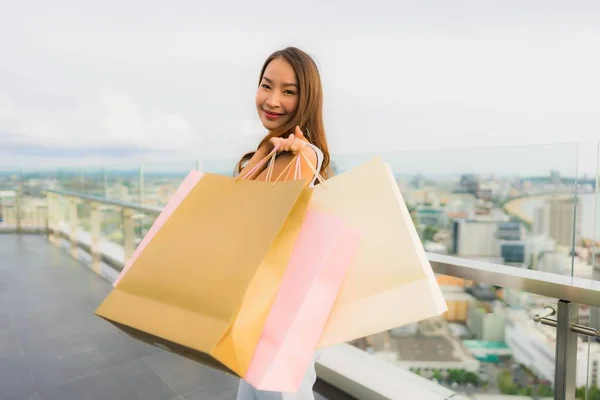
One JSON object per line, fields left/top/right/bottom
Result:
{"left": 284, "top": 90, "right": 296, "bottom": 95}
{"left": 261, "top": 84, "right": 271, "bottom": 90}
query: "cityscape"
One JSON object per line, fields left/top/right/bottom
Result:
{"left": 1, "top": 152, "right": 599, "bottom": 399}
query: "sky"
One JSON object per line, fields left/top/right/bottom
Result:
{"left": 1, "top": 0, "right": 599, "bottom": 175}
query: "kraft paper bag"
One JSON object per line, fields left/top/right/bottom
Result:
{"left": 113, "top": 170, "right": 204, "bottom": 287}
{"left": 95, "top": 172, "right": 313, "bottom": 378}
{"left": 244, "top": 209, "right": 359, "bottom": 392}
{"left": 313, "top": 156, "right": 448, "bottom": 348}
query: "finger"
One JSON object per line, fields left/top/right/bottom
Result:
{"left": 291, "top": 137, "right": 306, "bottom": 154}
{"left": 290, "top": 141, "right": 300, "bottom": 154}
{"left": 291, "top": 142, "right": 304, "bottom": 154}
{"left": 295, "top": 126, "right": 305, "bottom": 139}
{"left": 284, "top": 135, "right": 294, "bottom": 151}
{"left": 269, "top": 137, "right": 281, "bottom": 151}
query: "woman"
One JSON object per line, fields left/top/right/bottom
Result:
{"left": 235, "top": 46, "right": 331, "bottom": 184}
{"left": 234, "top": 47, "right": 331, "bottom": 399}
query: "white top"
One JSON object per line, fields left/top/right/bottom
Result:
{"left": 303, "top": 142, "right": 324, "bottom": 187}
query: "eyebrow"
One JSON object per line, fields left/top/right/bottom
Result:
{"left": 262, "top": 76, "right": 298, "bottom": 88}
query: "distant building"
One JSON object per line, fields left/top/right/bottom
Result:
{"left": 496, "top": 222, "right": 525, "bottom": 241}
{"left": 476, "top": 184, "right": 494, "bottom": 201}
{"left": 436, "top": 275, "right": 470, "bottom": 288}
{"left": 467, "top": 284, "right": 499, "bottom": 302}
{"left": 525, "top": 235, "right": 556, "bottom": 269}
{"left": 451, "top": 217, "right": 528, "bottom": 265}
{"left": 505, "top": 308, "right": 600, "bottom": 387}
{"left": 452, "top": 219, "right": 500, "bottom": 256}
{"left": 456, "top": 174, "right": 480, "bottom": 196}
{"left": 500, "top": 242, "right": 526, "bottom": 265}
{"left": 416, "top": 206, "right": 447, "bottom": 227}
{"left": 533, "top": 196, "right": 582, "bottom": 248}
{"left": 462, "top": 340, "right": 512, "bottom": 363}
{"left": 467, "top": 302, "right": 506, "bottom": 342}
{"left": 440, "top": 286, "right": 476, "bottom": 323}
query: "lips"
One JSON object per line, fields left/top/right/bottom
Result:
{"left": 263, "top": 109, "right": 284, "bottom": 120}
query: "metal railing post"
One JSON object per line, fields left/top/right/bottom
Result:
{"left": 90, "top": 203, "right": 101, "bottom": 273}
{"left": 554, "top": 300, "right": 578, "bottom": 400}
{"left": 122, "top": 208, "right": 135, "bottom": 262}
{"left": 103, "top": 167, "right": 108, "bottom": 198}
{"left": 15, "top": 186, "right": 22, "bottom": 233}
{"left": 139, "top": 164, "right": 144, "bottom": 205}
{"left": 68, "top": 199, "right": 79, "bottom": 259}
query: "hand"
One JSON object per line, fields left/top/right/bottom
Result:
{"left": 268, "top": 126, "right": 308, "bottom": 155}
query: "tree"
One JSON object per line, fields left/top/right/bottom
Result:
{"left": 498, "top": 370, "right": 518, "bottom": 394}
{"left": 576, "top": 386, "right": 600, "bottom": 400}
{"left": 423, "top": 225, "right": 438, "bottom": 242}
{"left": 537, "top": 384, "right": 553, "bottom": 397}
{"left": 464, "top": 371, "right": 480, "bottom": 386}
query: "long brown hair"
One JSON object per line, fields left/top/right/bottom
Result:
{"left": 235, "top": 47, "right": 331, "bottom": 177}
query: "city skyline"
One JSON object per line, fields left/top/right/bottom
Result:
{"left": 1, "top": 141, "right": 599, "bottom": 178}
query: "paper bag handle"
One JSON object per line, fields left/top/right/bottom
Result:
{"left": 234, "top": 145, "right": 279, "bottom": 182}
{"left": 272, "top": 150, "right": 327, "bottom": 188}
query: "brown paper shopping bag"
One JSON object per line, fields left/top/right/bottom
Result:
{"left": 95, "top": 155, "right": 313, "bottom": 378}
{"left": 312, "top": 156, "right": 448, "bottom": 348}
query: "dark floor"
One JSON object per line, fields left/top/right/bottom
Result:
{"left": 0, "top": 234, "right": 328, "bottom": 400}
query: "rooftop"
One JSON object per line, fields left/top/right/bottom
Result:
{"left": 0, "top": 234, "right": 330, "bottom": 400}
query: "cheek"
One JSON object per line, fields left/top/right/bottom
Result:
{"left": 255, "top": 91, "right": 263, "bottom": 108}
{"left": 283, "top": 97, "right": 299, "bottom": 114}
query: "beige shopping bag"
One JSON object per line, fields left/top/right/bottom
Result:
{"left": 313, "top": 156, "right": 448, "bottom": 347}
{"left": 95, "top": 151, "right": 313, "bottom": 377}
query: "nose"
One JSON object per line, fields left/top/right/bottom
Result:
{"left": 265, "top": 92, "right": 282, "bottom": 109}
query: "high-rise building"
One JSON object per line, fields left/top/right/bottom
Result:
{"left": 452, "top": 220, "right": 500, "bottom": 256}
{"left": 466, "top": 302, "right": 506, "bottom": 341}
{"left": 533, "top": 196, "right": 582, "bottom": 248}
{"left": 506, "top": 309, "right": 600, "bottom": 387}
{"left": 496, "top": 222, "right": 526, "bottom": 241}
{"left": 440, "top": 286, "right": 475, "bottom": 323}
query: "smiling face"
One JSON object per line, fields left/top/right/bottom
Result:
{"left": 255, "top": 57, "right": 299, "bottom": 132}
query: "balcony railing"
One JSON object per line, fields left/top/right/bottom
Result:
{"left": 1, "top": 183, "right": 597, "bottom": 400}
{"left": 1, "top": 141, "right": 598, "bottom": 400}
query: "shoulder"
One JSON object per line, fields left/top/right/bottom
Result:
{"left": 301, "top": 142, "right": 320, "bottom": 165}
{"left": 303, "top": 142, "right": 324, "bottom": 165}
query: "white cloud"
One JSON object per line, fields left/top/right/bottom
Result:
{"left": 0, "top": 0, "right": 599, "bottom": 171}
{"left": 0, "top": 89, "right": 194, "bottom": 150}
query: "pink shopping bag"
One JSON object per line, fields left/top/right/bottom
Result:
{"left": 244, "top": 209, "right": 359, "bottom": 392}
{"left": 113, "top": 170, "right": 204, "bottom": 287}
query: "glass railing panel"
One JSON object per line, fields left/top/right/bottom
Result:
{"left": 140, "top": 161, "right": 198, "bottom": 207}
{"left": 55, "top": 167, "right": 84, "bottom": 192}
{"left": 79, "top": 167, "right": 107, "bottom": 197}
{"left": 18, "top": 142, "right": 599, "bottom": 397}
{"left": 581, "top": 141, "right": 600, "bottom": 399}
{"left": 20, "top": 195, "right": 47, "bottom": 227}
{"left": 332, "top": 143, "right": 581, "bottom": 280}
{"left": 0, "top": 187, "right": 17, "bottom": 227}
{"left": 103, "top": 165, "right": 141, "bottom": 204}
{"left": 349, "top": 282, "right": 563, "bottom": 397}
{"left": 201, "top": 157, "right": 238, "bottom": 176}
{"left": 332, "top": 143, "right": 583, "bottom": 397}
{"left": 0, "top": 168, "right": 23, "bottom": 190}
{"left": 134, "top": 161, "right": 198, "bottom": 247}
{"left": 98, "top": 205, "right": 125, "bottom": 247}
